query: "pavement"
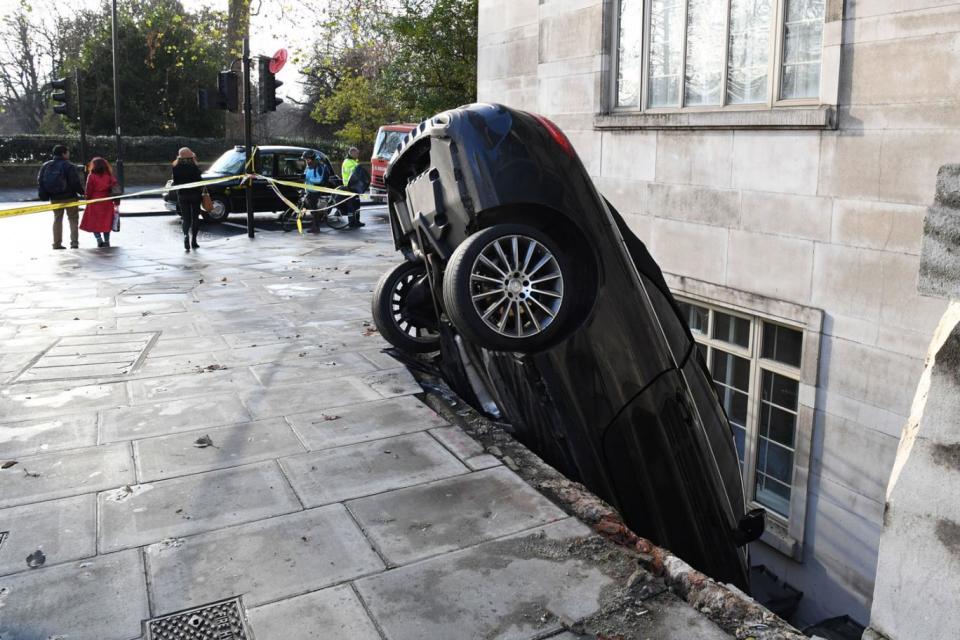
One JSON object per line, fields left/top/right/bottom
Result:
{"left": 0, "top": 209, "right": 734, "bottom": 639}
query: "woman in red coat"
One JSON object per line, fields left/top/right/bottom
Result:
{"left": 79, "top": 157, "right": 118, "bottom": 247}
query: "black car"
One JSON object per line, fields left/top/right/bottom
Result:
{"left": 371, "top": 103, "right": 764, "bottom": 590}
{"left": 163, "top": 145, "right": 337, "bottom": 222}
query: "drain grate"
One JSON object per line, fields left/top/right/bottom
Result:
{"left": 13, "top": 332, "right": 158, "bottom": 382}
{"left": 146, "top": 597, "right": 251, "bottom": 640}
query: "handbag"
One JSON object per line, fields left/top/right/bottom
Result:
{"left": 112, "top": 210, "right": 121, "bottom": 232}
{"left": 201, "top": 187, "right": 214, "bottom": 213}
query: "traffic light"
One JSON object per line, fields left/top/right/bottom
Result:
{"left": 257, "top": 58, "right": 282, "bottom": 113}
{"left": 217, "top": 70, "right": 239, "bottom": 112}
{"left": 51, "top": 77, "right": 75, "bottom": 120}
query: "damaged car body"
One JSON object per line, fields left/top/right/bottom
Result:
{"left": 371, "top": 103, "right": 764, "bottom": 590}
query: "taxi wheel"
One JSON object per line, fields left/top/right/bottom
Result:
{"left": 202, "top": 197, "right": 229, "bottom": 223}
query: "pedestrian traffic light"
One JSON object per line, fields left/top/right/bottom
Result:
{"left": 217, "top": 70, "right": 239, "bottom": 112}
{"left": 51, "top": 77, "right": 75, "bottom": 120}
{"left": 257, "top": 58, "right": 283, "bottom": 113}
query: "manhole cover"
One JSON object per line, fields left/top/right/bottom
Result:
{"left": 124, "top": 281, "right": 198, "bottom": 295}
{"left": 13, "top": 332, "right": 158, "bottom": 382}
{"left": 146, "top": 597, "right": 251, "bottom": 640}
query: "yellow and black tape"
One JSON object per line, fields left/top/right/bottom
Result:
{"left": 0, "top": 173, "right": 358, "bottom": 221}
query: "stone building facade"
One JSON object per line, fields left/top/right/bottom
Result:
{"left": 477, "top": 0, "right": 959, "bottom": 626}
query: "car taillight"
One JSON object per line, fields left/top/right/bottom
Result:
{"left": 529, "top": 113, "right": 575, "bottom": 158}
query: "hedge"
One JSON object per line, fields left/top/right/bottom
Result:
{"left": 0, "top": 135, "right": 345, "bottom": 164}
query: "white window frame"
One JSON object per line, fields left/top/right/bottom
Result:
{"left": 669, "top": 275, "right": 822, "bottom": 559}
{"left": 598, "top": 0, "right": 843, "bottom": 129}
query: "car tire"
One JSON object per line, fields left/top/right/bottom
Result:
{"left": 202, "top": 196, "right": 229, "bottom": 223}
{"left": 442, "top": 223, "right": 572, "bottom": 353}
{"left": 372, "top": 261, "right": 441, "bottom": 354}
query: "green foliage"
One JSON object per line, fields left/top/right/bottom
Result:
{"left": 305, "top": 0, "right": 477, "bottom": 150}
{"left": 68, "top": 0, "right": 229, "bottom": 137}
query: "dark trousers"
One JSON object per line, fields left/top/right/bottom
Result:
{"left": 180, "top": 200, "right": 201, "bottom": 238}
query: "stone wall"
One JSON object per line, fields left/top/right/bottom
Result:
{"left": 477, "top": 0, "right": 959, "bottom": 626}
{"left": 0, "top": 163, "right": 173, "bottom": 188}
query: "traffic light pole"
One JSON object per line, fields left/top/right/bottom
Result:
{"left": 76, "top": 70, "right": 88, "bottom": 167}
{"left": 111, "top": 0, "right": 124, "bottom": 190}
{"left": 242, "top": 37, "right": 254, "bottom": 238}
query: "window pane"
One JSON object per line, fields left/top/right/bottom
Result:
{"left": 780, "top": 0, "right": 824, "bottom": 99}
{"left": 679, "top": 301, "right": 709, "bottom": 334}
{"left": 726, "top": 0, "right": 771, "bottom": 104}
{"left": 712, "top": 350, "right": 750, "bottom": 391}
{"left": 755, "top": 469, "right": 791, "bottom": 515}
{"left": 648, "top": 0, "right": 684, "bottom": 107}
{"left": 761, "top": 369, "right": 799, "bottom": 409}
{"left": 684, "top": 0, "right": 726, "bottom": 106}
{"left": 712, "top": 312, "right": 750, "bottom": 348}
{"left": 760, "top": 403, "right": 797, "bottom": 447}
{"left": 761, "top": 322, "right": 803, "bottom": 367}
{"left": 617, "top": 0, "right": 644, "bottom": 107}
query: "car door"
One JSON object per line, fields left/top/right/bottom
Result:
{"left": 275, "top": 152, "right": 306, "bottom": 205}
{"left": 253, "top": 152, "right": 276, "bottom": 211}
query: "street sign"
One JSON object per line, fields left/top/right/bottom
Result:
{"left": 268, "top": 48, "right": 287, "bottom": 75}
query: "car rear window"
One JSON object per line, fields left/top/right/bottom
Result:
{"left": 208, "top": 150, "right": 246, "bottom": 175}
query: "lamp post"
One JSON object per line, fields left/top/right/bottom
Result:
{"left": 111, "top": 0, "right": 124, "bottom": 190}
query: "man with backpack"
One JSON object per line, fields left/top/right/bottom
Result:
{"left": 341, "top": 146, "right": 368, "bottom": 228}
{"left": 38, "top": 145, "right": 85, "bottom": 249}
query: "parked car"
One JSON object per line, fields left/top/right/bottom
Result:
{"left": 369, "top": 124, "right": 416, "bottom": 203}
{"left": 163, "top": 145, "right": 337, "bottom": 222}
{"left": 371, "top": 103, "right": 764, "bottom": 590}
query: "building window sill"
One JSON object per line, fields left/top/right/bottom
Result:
{"left": 759, "top": 512, "right": 802, "bottom": 560}
{"left": 594, "top": 106, "right": 837, "bottom": 131}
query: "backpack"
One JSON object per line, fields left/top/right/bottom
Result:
{"left": 39, "top": 161, "right": 67, "bottom": 197}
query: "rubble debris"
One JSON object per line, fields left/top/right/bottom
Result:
{"left": 25, "top": 550, "right": 46, "bottom": 569}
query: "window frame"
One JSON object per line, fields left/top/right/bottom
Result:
{"left": 601, "top": 0, "right": 842, "bottom": 129}
{"left": 669, "top": 275, "right": 822, "bottom": 560}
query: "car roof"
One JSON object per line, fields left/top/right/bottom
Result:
{"left": 231, "top": 145, "right": 329, "bottom": 158}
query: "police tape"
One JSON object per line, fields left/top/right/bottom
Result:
{"left": 263, "top": 179, "right": 356, "bottom": 235}
{"left": 0, "top": 173, "right": 358, "bottom": 221}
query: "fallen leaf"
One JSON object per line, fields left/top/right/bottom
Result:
{"left": 193, "top": 435, "right": 217, "bottom": 449}
{"left": 22, "top": 468, "right": 40, "bottom": 478}
{"left": 2, "top": 461, "right": 17, "bottom": 469}
{"left": 25, "top": 550, "right": 46, "bottom": 569}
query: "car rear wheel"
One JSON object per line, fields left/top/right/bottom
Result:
{"left": 202, "top": 196, "right": 229, "bottom": 223}
{"left": 372, "top": 261, "right": 441, "bottom": 354}
{"left": 442, "top": 224, "right": 570, "bottom": 352}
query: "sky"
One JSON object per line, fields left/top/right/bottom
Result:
{"left": 0, "top": 0, "right": 315, "bottom": 101}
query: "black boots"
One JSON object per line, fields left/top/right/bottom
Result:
{"left": 184, "top": 236, "right": 190, "bottom": 252}
{"left": 191, "top": 235, "right": 199, "bottom": 249}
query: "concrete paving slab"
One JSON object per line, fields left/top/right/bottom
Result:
{"left": 149, "top": 334, "right": 229, "bottom": 357}
{"left": 358, "top": 349, "right": 402, "bottom": 370}
{"left": 466, "top": 453, "right": 503, "bottom": 470}
{"left": 213, "top": 341, "right": 331, "bottom": 367}
{"left": 0, "top": 412, "right": 97, "bottom": 458}
{"left": 285, "top": 396, "right": 448, "bottom": 451}
{"left": 281, "top": 431, "right": 468, "bottom": 507}
{"left": 98, "top": 460, "right": 302, "bottom": 552}
{"left": 99, "top": 392, "right": 252, "bottom": 442}
{"left": 360, "top": 367, "right": 423, "bottom": 398}
{"left": 145, "top": 504, "right": 385, "bottom": 613}
{"left": 241, "top": 377, "right": 382, "bottom": 419}
{"left": 355, "top": 518, "right": 612, "bottom": 640}
{"left": 134, "top": 351, "right": 221, "bottom": 377}
{"left": 247, "top": 584, "right": 382, "bottom": 640}
{"left": 248, "top": 351, "right": 378, "bottom": 386}
{"left": 0, "top": 381, "right": 128, "bottom": 421}
{"left": 134, "top": 417, "right": 305, "bottom": 481}
{"left": 126, "top": 367, "right": 262, "bottom": 404}
{"left": 0, "top": 442, "right": 134, "bottom": 509}
{"left": 430, "top": 425, "right": 486, "bottom": 461}
{"left": 0, "top": 494, "right": 96, "bottom": 576}
{"left": 348, "top": 466, "right": 568, "bottom": 565}
{"left": 0, "top": 548, "right": 149, "bottom": 640}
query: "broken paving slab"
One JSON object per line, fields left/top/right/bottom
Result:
{"left": 354, "top": 518, "right": 614, "bottom": 640}
{"left": 285, "top": 395, "right": 449, "bottom": 451}
{"left": 99, "top": 392, "right": 253, "bottom": 442}
{"left": 347, "top": 466, "right": 568, "bottom": 565}
{"left": 0, "top": 548, "right": 149, "bottom": 640}
{"left": 0, "top": 494, "right": 96, "bottom": 576}
{"left": 0, "top": 442, "right": 134, "bottom": 509}
{"left": 98, "top": 460, "right": 302, "bottom": 552}
{"left": 247, "top": 584, "right": 381, "bottom": 640}
{"left": 0, "top": 411, "right": 97, "bottom": 458}
{"left": 280, "top": 431, "right": 468, "bottom": 506}
{"left": 145, "top": 504, "right": 384, "bottom": 613}
{"left": 240, "top": 376, "right": 383, "bottom": 419}
{"left": 134, "top": 417, "right": 305, "bottom": 481}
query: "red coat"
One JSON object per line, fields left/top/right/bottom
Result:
{"left": 80, "top": 172, "right": 118, "bottom": 233}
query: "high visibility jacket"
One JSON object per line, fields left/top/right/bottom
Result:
{"left": 341, "top": 158, "right": 359, "bottom": 186}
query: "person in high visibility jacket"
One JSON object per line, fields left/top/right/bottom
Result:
{"left": 340, "top": 146, "right": 368, "bottom": 228}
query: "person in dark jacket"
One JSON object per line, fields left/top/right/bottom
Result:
{"left": 38, "top": 144, "right": 85, "bottom": 249}
{"left": 341, "top": 146, "right": 368, "bottom": 228}
{"left": 171, "top": 147, "right": 203, "bottom": 252}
